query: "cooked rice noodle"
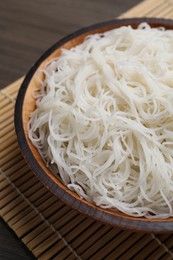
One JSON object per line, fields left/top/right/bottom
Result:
{"left": 29, "top": 23, "right": 173, "bottom": 218}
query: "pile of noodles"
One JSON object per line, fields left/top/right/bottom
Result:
{"left": 29, "top": 23, "right": 173, "bottom": 218}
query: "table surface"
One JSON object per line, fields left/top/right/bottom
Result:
{"left": 0, "top": 0, "right": 140, "bottom": 88}
{"left": 0, "top": 0, "right": 140, "bottom": 259}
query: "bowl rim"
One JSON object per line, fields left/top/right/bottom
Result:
{"left": 15, "top": 17, "right": 173, "bottom": 232}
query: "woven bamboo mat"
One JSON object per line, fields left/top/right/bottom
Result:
{"left": 1, "top": 0, "right": 173, "bottom": 259}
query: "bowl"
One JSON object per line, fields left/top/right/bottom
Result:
{"left": 15, "top": 18, "right": 173, "bottom": 232}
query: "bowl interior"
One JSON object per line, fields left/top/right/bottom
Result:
{"left": 16, "top": 18, "right": 173, "bottom": 232}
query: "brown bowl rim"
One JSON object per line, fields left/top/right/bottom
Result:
{"left": 15, "top": 17, "right": 173, "bottom": 232}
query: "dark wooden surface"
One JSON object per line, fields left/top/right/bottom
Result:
{"left": 0, "top": 0, "right": 140, "bottom": 259}
{"left": 0, "top": 0, "right": 140, "bottom": 88}
{"left": 0, "top": 218, "right": 35, "bottom": 260}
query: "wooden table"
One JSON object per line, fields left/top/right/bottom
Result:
{"left": 0, "top": 0, "right": 139, "bottom": 88}
{"left": 1, "top": 0, "right": 173, "bottom": 259}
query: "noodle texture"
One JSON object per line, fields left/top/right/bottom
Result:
{"left": 29, "top": 23, "right": 173, "bottom": 218}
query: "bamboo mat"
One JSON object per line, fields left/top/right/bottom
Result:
{"left": 1, "top": 0, "right": 173, "bottom": 259}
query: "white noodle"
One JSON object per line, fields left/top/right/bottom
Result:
{"left": 28, "top": 23, "right": 173, "bottom": 218}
